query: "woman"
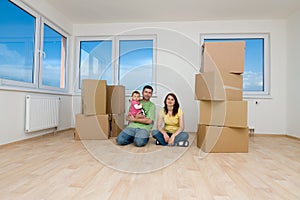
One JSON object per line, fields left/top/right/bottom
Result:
{"left": 152, "top": 93, "right": 189, "bottom": 147}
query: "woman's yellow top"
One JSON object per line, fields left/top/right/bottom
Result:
{"left": 159, "top": 108, "right": 183, "bottom": 134}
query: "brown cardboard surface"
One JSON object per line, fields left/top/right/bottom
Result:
{"left": 201, "top": 42, "right": 245, "bottom": 74}
{"left": 110, "top": 113, "right": 125, "bottom": 137}
{"left": 75, "top": 114, "right": 109, "bottom": 140}
{"left": 195, "top": 72, "right": 242, "bottom": 101}
{"left": 82, "top": 79, "right": 107, "bottom": 115}
{"left": 200, "top": 100, "right": 248, "bottom": 128}
{"left": 219, "top": 72, "right": 243, "bottom": 89}
{"left": 197, "top": 124, "right": 249, "bottom": 153}
{"left": 106, "top": 85, "right": 125, "bottom": 114}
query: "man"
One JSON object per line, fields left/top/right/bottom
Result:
{"left": 116, "top": 85, "right": 156, "bottom": 147}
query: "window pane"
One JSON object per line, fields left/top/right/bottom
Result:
{"left": 0, "top": 1, "right": 35, "bottom": 83}
{"left": 119, "top": 40, "right": 153, "bottom": 91}
{"left": 79, "top": 41, "right": 112, "bottom": 87}
{"left": 42, "top": 24, "right": 66, "bottom": 88}
{"left": 204, "top": 38, "right": 264, "bottom": 92}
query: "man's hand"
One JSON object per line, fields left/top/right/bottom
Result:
{"left": 126, "top": 113, "right": 134, "bottom": 122}
{"left": 135, "top": 112, "right": 145, "bottom": 119}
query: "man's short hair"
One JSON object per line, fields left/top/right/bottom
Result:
{"left": 142, "top": 85, "right": 153, "bottom": 92}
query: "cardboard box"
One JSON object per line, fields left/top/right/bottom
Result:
{"left": 201, "top": 42, "right": 245, "bottom": 74}
{"left": 82, "top": 80, "right": 106, "bottom": 115}
{"left": 195, "top": 72, "right": 242, "bottom": 101}
{"left": 110, "top": 113, "right": 125, "bottom": 137}
{"left": 197, "top": 124, "right": 249, "bottom": 153}
{"left": 106, "top": 85, "right": 125, "bottom": 114}
{"left": 200, "top": 101, "right": 247, "bottom": 128}
{"left": 75, "top": 114, "right": 109, "bottom": 140}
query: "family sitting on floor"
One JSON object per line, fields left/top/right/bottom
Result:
{"left": 116, "top": 85, "right": 189, "bottom": 147}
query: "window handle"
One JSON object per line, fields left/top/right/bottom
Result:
{"left": 38, "top": 50, "right": 46, "bottom": 59}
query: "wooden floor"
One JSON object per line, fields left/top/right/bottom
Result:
{"left": 0, "top": 130, "right": 299, "bottom": 200}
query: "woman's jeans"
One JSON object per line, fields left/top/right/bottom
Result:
{"left": 152, "top": 130, "right": 189, "bottom": 146}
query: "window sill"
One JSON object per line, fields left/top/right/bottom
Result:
{"left": 0, "top": 85, "right": 72, "bottom": 96}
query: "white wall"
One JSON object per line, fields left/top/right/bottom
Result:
{"left": 287, "top": 10, "right": 300, "bottom": 138}
{"left": 0, "top": 0, "right": 74, "bottom": 145}
{"left": 73, "top": 20, "right": 288, "bottom": 134}
{"left": 0, "top": 90, "right": 73, "bottom": 145}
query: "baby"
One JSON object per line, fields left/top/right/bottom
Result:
{"left": 128, "top": 91, "right": 145, "bottom": 117}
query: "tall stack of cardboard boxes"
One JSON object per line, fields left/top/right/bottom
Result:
{"left": 195, "top": 42, "right": 249, "bottom": 153}
{"left": 75, "top": 80, "right": 125, "bottom": 140}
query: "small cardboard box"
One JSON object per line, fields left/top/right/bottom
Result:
{"left": 110, "top": 113, "right": 125, "bottom": 137}
{"left": 195, "top": 72, "right": 242, "bottom": 101}
{"left": 197, "top": 124, "right": 249, "bottom": 153}
{"left": 200, "top": 100, "right": 248, "bottom": 128}
{"left": 201, "top": 42, "right": 245, "bottom": 74}
{"left": 75, "top": 114, "right": 109, "bottom": 140}
{"left": 82, "top": 80, "right": 106, "bottom": 115}
{"left": 106, "top": 85, "right": 125, "bottom": 114}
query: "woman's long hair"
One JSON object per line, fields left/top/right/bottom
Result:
{"left": 164, "top": 93, "right": 180, "bottom": 116}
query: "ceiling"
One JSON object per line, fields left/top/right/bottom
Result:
{"left": 44, "top": 0, "right": 300, "bottom": 24}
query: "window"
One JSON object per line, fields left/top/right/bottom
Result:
{"left": 0, "top": 0, "right": 37, "bottom": 86}
{"left": 77, "top": 35, "right": 156, "bottom": 94}
{"left": 118, "top": 38, "right": 154, "bottom": 91}
{"left": 79, "top": 39, "right": 113, "bottom": 88}
{"left": 0, "top": 0, "right": 68, "bottom": 91}
{"left": 41, "top": 22, "right": 67, "bottom": 89}
{"left": 200, "top": 33, "right": 270, "bottom": 97}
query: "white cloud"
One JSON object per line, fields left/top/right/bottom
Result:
{"left": 0, "top": 64, "right": 32, "bottom": 82}
{"left": 0, "top": 44, "right": 24, "bottom": 64}
{"left": 243, "top": 70, "right": 263, "bottom": 90}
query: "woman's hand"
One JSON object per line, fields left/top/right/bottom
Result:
{"left": 168, "top": 135, "right": 175, "bottom": 146}
{"left": 163, "top": 132, "right": 169, "bottom": 143}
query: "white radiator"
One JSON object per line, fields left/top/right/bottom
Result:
{"left": 25, "top": 95, "right": 60, "bottom": 133}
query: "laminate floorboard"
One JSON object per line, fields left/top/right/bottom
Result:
{"left": 0, "top": 130, "right": 299, "bottom": 200}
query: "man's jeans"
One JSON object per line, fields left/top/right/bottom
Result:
{"left": 116, "top": 127, "right": 149, "bottom": 147}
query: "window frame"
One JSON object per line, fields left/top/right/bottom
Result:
{"left": 0, "top": 0, "right": 69, "bottom": 93}
{"left": 75, "top": 35, "right": 157, "bottom": 96}
{"left": 39, "top": 18, "right": 69, "bottom": 92}
{"left": 0, "top": 0, "right": 40, "bottom": 89}
{"left": 115, "top": 35, "right": 157, "bottom": 96}
{"left": 75, "top": 36, "right": 115, "bottom": 93}
{"left": 200, "top": 33, "right": 271, "bottom": 98}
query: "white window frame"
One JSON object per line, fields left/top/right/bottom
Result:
{"left": 39, "top": 18, "right": 69, "bottom": 92}
{"left": 115, "top": 35, "right": 157, "bottom": 96}
{"left": 0, "top": 0, "right": 40, "bottom": 89}
{"left": 200, "top": 33, "right": 271, "bottom": 98}
{"left": 75, "top": 36, "right": 115, "bottom": 93}
{"left": 75, "top": 35, "right": 157, "bottom": 96}
{"left": 0, "top": 0, "right": 69, "bottom": 93}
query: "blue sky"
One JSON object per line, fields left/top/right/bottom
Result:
{"left": 0, "top": 0, "right": 35, "bottom": 83}
{"left": 119, "top": 40, "right": 153, "bottom": 90}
